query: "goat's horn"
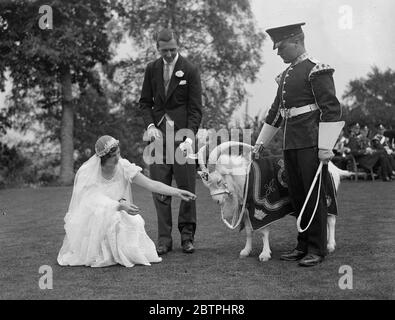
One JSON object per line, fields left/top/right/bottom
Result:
{"left": 207, "top": 141, "right": 253, "bottom": 170}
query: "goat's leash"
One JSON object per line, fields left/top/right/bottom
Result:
{"left": 221, "top": 147, "right": 253, "bottom": 230}
{"left": 219, "top": 145, "right": 324, "bottom": 233}
{"left": 296, "top": 161, "right": 324, "bottom": 233}
{"left": 252, "top": 145, "right": 325, "bottom": 233}
{"left": 295, "top": 121, "right": 345, "bottom": 232}
{"left": 221, "top": 159, "right": 252, "bottom": 230}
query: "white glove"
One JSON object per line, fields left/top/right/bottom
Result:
{"left": 254, "top": 123, "right": 279, "bottom": 151}
{"left": 318, "top": 149, "right": 334, "bottom": 164}
{"left": 179, "top": 138, "right": 193, "bottom": 157}
{"left": 147, "top": 124, "right": 162, "bottom": 140}
{"left": 252, "top": 143, "right": 264, "bottom": 155}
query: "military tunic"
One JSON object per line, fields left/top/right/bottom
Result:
{"left": 265, "top": 53, "right": 342, "bottom": 149}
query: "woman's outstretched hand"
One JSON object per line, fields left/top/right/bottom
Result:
{"left": 177, "top": 189, "right": 197, "bottom": 202}
{"left": 133, "top": 173, "right": 197, "bottom": 202}
{"left": 118, "top": 202, "right": 140, "bottom": 215}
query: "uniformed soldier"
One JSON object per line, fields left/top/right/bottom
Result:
{"left": 372, "top": 124, "right": 395, "bottom": 177}
{"left": 253, "top": 23, "right": 343, "bottom": 267}
{"left": 373, "top": 124, "right": 391, "bottom": 149}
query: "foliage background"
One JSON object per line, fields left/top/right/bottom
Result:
{"left": 1, "top": 1, "right": 395, "bottom": 187}
{"left": 0, "top": 0, "right": 266, "bottom": 186}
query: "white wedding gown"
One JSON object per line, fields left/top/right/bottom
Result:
{"left": 57, "top": 158, "right": 162, "bottom": 267}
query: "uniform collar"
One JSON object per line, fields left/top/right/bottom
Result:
{"left": 290, "top": 52, "right": 309, "bottom": 66}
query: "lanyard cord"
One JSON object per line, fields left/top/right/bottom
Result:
{"left": 296, "top": 161, "right": 323, "bottom": 233}
{"left": 221, "top": 159, "right": 252, "bottom": 230}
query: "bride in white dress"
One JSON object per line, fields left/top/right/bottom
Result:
{"left": 57, "top": 135, "right": 196, "bottom": 267}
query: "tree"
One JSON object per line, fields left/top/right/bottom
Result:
{"left": 0, "top": 0, "right": 113, "bottom": 184}
{"left": 114, "top": 0, "right": 265, "bottom": 129}
{"left": 72, "top": 83, "right": 147, "bottom": 169}
{"left": 0, "top": 109, "right": 10, "bottom": 136}
{"left": 342, "top": 66, "right": 395, "bottom": 130}
{"left": 1, "top": 0, "right": 265, "bottom": 186}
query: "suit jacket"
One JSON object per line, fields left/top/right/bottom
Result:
{"left": 139, "top": 55, "right": 202, "bottom": 135}
{"left": 265, "top": 54, "right": 342, "bottom": 150}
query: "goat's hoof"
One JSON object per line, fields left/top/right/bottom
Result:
{"left": 258, "top": 253, "right": 271, "bottom": 262}
{"left": 327, "top": 243, "right": 336, "bottom": 253}
{"left": 239, "top": 249, "right": 251, "bottom": 258}
{"left": 327, "top": 245, "right": 335, "bottom": 253}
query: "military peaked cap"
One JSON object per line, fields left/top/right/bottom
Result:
{"left": 266, "top": 22, "right": 305, "bottom": 49}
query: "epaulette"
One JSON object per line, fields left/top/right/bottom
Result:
{"left": 275, "top": 72, "right": 283, "bottom": 85}
{"left": 308, "top": 62, "right": 335, "bottom": 80}
{"left": 308, "top": 57, "right": 320, "bottom": 64}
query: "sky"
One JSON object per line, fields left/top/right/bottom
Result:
{"left": 239, "top": 0, "right": 395, "bottom": 121}
{"left": 1, "top": 0, "right": 395, "bottom": 128}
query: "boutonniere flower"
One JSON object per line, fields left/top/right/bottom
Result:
{"left": 175, "top": 70, "right": 184, "bottom": 78}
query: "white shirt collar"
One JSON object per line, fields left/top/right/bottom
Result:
{"left": 163, "top": 52, "right": 179, "bottom": 66}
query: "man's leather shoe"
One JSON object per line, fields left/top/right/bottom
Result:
{"left": 280, "top": 249, "right": 306, "bottom": 261}
{"left": 298, "top": 254, "right": 324, "bottom": 267}
{"left": 156, "top": 245, "right": 172, "bottom": 255}
{"left": 182, "top": 241, "right": 195, "bottom": 254}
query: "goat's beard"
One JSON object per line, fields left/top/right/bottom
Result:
{"left": 221, "top": 194, "right": 240, "bottom": 221}
{"left": 219, "top": 175, "right": 246, "bottom": 222}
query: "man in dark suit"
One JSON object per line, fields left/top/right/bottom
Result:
{"left": 253, "top": 23, "right": 343, "bottom": 267}
{"left": 139, "top": 28, "right": 202, "bottom": 255}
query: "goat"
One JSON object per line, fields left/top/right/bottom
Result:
{"left": 196, "top": 141, "right": 351, "bottom": 261}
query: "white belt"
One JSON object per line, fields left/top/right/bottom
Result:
{"left": 280, "top": 103, "right": 319, "bottom": 119}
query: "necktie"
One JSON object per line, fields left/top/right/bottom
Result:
{"left": 164, "top": 63, "right": 171, "bottom": 95}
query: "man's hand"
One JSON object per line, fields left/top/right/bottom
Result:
{"left": 179, "top": 139, "right": 193, "bottom": 157}
{"left": 318, "top": 149, "right": 334, "bottom": 164}
{"left": 147, "top": 125, "right": 162, "bottom": 141}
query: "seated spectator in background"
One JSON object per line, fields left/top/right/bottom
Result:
{"left": 383, "top": 127, "right": 395, "bottom": 150}
{"left": 332, "top": 129, "right": 352, "bottom": 170}
{"left": 349, "top": 122, "right": 360, "bottom": 138}
{"left": 374, "top": 124, "right": 390, "bottom": 148}
{"left": 371, "top": 136, "right": 395, "bottom": 178}
{"left": 373, "top": 124, "right": 395, "bottom": 173}
{"left": 346, "top": 124, "right": 393, "bottom": 181}
{"left": 374, "top": 124, "right": 395, "bottom": 155}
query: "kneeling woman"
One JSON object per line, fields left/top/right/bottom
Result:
{"left": 57, "top": 135, "right": 196, "bottom": 267}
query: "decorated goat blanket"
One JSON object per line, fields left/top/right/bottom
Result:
{"left": 243, "top": 156, "right": 338, "bottom": 231}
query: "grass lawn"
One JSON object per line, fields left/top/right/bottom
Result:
{"left": 0, "top": 179, "right": 394, "bottom": 300}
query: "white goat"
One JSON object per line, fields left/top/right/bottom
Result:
{"left": 197, "top": 142, "right": 351, "bottom": 262}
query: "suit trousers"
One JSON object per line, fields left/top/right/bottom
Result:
{"left": 283, "top": 147, "right": 328, "bottom": 256}
{"left": 149, "top": 121, "right": 197, "bottom": 248}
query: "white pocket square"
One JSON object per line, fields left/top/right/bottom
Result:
{"left": 179, "top": 80, "right": 187, "bottom": 85}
